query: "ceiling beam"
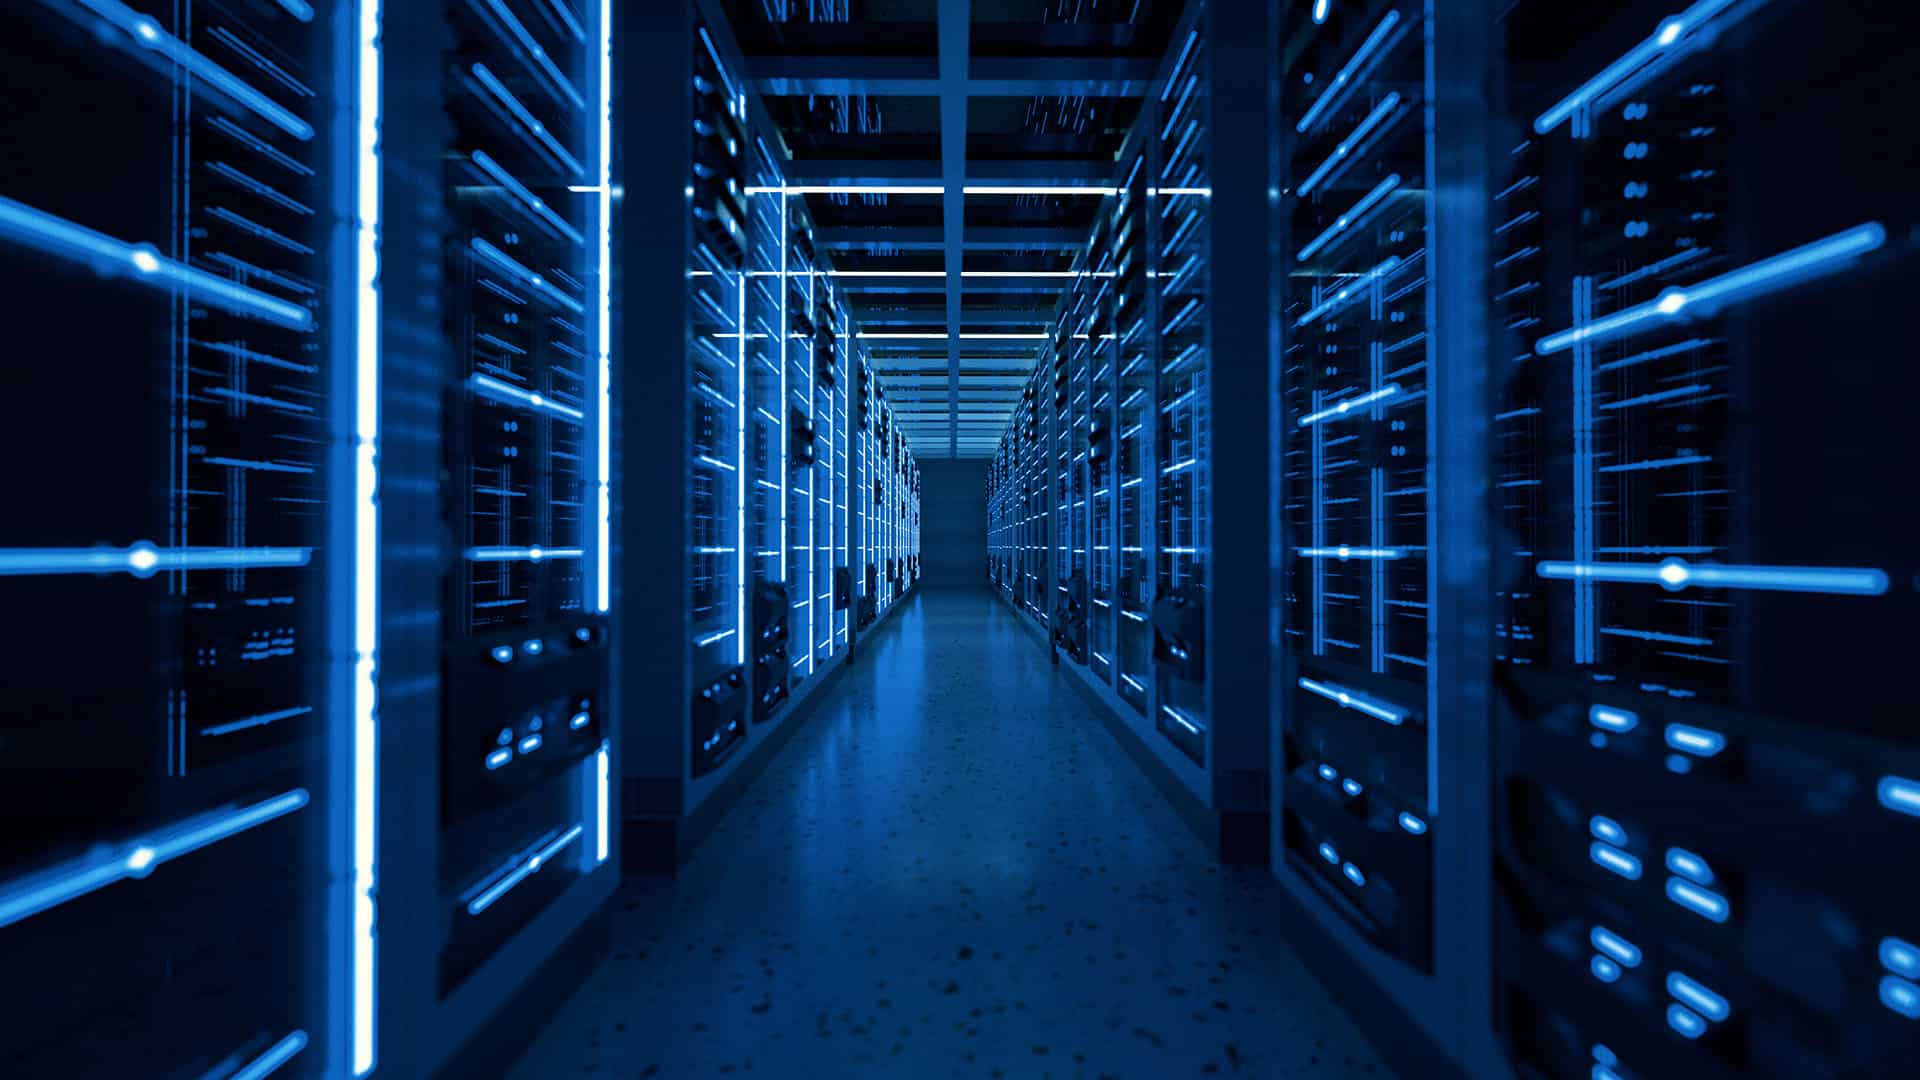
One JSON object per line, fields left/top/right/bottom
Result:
{"left": 938, "top": 0, "right": 968, "bottom": 459}
{"left": 781, "top": 158, "right": 1114, "bottom": 186}
{"left": 814, "top": 226, "right": 1082, "bottom": 250}
{"left": 751, "top": 55, "right": 1157, "bottom": 97}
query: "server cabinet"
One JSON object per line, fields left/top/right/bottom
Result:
{"left": 1113, "top": 148, "right": 1156, "bottom": 718}
{"left": 1489, "top": 2, "right": 1920, "bottom": 1077}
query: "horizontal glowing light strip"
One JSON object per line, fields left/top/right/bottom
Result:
{"left": 1294, "top": 254, "right": 1402, "bottom": 326}
{"left": 1296, "top": 11, "right": 1402, "bottom": 134}
{"left": 1298, "top": 383, "right": 1402, "bottom": 426}
{"left": 1297, "top": 174, "right": 1402, "bottom": 261}
{"left": 1152, "top": 187, "right": 1212, "bottom": 197}
{"left": 1297, "top": 91, "right": 1401, "bottom": 196}
{"left": 1161, "top": 706, "right": 1202, "bottom": 734}
{"left": 1537, "top": 557, "right": 1889, "bottom": 596}
{"left": 1397, "top": 812, "right": 1426, "bottom": 835}
{"left": 1881, "top": 937, "right": 1920, "bottom": 978}
{"left": 1666, "top": 847, "right": 1714, "bottom": 885}
{"left": 857, "top": 331, "right": 1050, "bottom": 340}
{"left": 1298, "top": 676, "right": 1407, "bottom": 725}
{"left": 71, "top": 0, "right": 312, "bottom": 138}
{"left": 1590, "top": 705, "right": 1638, "bottom": 732}
{"left": 202, "top": 706, "right": 313, "bottom": 737}
{"left": 470, "top": 62, "right": 583, "bottom": 175}
{"left": 695, "top": 628, "right": 736, "bottom": 646}
{"left": 1881, "top": 776, "right": 1920, "bottom": 818}
{"left": 0, "top": 789, "right": 308, "bottom": 929}
{"left": 1665, "top": 723, "right": 1726, "bottom": 757}
{"left": 0, "top": 543, "right": 311, "bottom": 577}
{"left": 1882, "top": 976, "right": 1920, "bottom": 1019}
{"left": 470, "top": 236, "right": 586, "bottom": 314}
{"left": 1298, "top": 545, "right": 1402, "bottom": 560}
{"left": 1589, "top": 841, "right": 1642, "bottom": 880}
{"left": 0, "top": 195, "right": 314, "bottom": 329}
{"left": 465, "top": 824, "right": 585, "bottom": 915}
{"left": 468, "top": 150, "right": 584, "bottom": 245}
{"left": 1666, "top": 878, "right": 1730, "bottom": 922}
{"left": 227, "top": 1030, "right": 309, "bottom": 1080}
{"left": 1534, "top": 0, "right": 1747, "bottom": 134}
{"left": 466, "top": 546, "right": 585, "bottom": 562}
{"left": 1589, "top": 815, "right": 1628, "bottom": 846}
{"left": 1591, "top": 926, "right": 1642, "bottom": 967}
{"left": 742, "top": 185, "right": 1120, "bottom": 196}
{"left": 1535, "top": 224, "right": 1886, "bottom": 355}
{"left": 470, "top": 372, "right": 585, "bottom": 421}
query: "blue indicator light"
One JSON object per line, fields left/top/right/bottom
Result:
{"left": 1665, "top": 724, "right": 1727, "bottom": 757}
{"left": 1297, "top": 384, "right": 1403, "bottom": 427}
{"left": 1296, "top": 175, "right": 1403, "bottom": 262}
{"left": 1313, "top": 0, "right": 1331, "bottom": 24}
{"left": 1298, "top": 677, "right": 1409, "bottom": 725}
{"left": 1590, "top": 842, "right": 1643, "bottom": 881}
{"left": 1590, "top": 955, "right": 1621, "bottom": 983}
{"left": 1397, "top": 813, "right": 1427, "bottom": 835}
{"left": 518, "top": 734, "right": 543, "bottom": 754}
{"left": 1298, "top": 546, "right": 1404, "bottom": 560}
{"left": 522, "top": 638, "right": 544, "bottom": 656}
{"left": 1591, "top": 926, "right": 1643, "bottom": 967}
{"left": 1882, "top": 937, "right": 1920, "bottom": 979}
{"left": 1539, "top": 557, "right": 1889, "bottom": 596}
{"left": 485, "top": 749, "right": 512, "bottom": 771}
{"left": 1536, "top": 224, "right": 1887, "bottom": 355}
{"left": 0, "top": 790, "right": 308, "bottom": 929}
{"left": 0, "top": 543, "right": 311, "bottom": 578}
{"left": 1298, "top": 93, "right": 1401, "bottom": 197}
{"left": 1666, "top": 847, "right": 1714, "bottom": 885}
{"left": 1296, "top": 11, "right": 1402, "bottom": 135}
{"left": 1667, "top": 972, "right": 1730, "bottom": 1021}
{"left": 468, "top": 546, "right": 585, "bottom": 563}
{"left": 570, "top": 711, "right": 591, "bottom": 730}
{"left": 1589, "top": 815, "right": 1629, "bottom": 846}
{"left": 1318, "top": 764, "right": 1339, "bottom": 782}
{"left": 1666, "top": 1004, "right": 1707, "bottom": 1040}
{"left": 1342, "top": 862, "right": 1366, "bottom": 887}
{"left": 1590, "top": 705, "right": 1639, "bottom": 732}
{"left": 1342, "top": 778, "right": 1364, "bottom": 797}
{"left": 695, "top": 628, "right": 737, "bottom": 647}
{"left": 1882, "top": 976, "right": 1920, "bottom": 1019}
{"left": 1879, "top": 776, "right": 1920, "bottom": 819}
{"left": 1666, "top": 878, "right": 1731, "bottom": 923}
{"left": 1534, "top": 0, "right": 1747, "bottom": 134}
{"left": 1318, "top": 842, "right": 1340, "bottom": 864}
{"left": 229, "top": 1030, "right": 309, "bottom": 1080}
{"left": 465, "top": 824, "right": 586, "bottom": 916}
{"left": 490, "top": 644, "right": 515, "bottom": 664}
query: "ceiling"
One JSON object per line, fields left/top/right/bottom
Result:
{"left": 719, "top": 0, "right": 1187, "bottom": 458}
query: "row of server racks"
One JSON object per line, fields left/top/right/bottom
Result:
{"left": 0, "top": 2, "right": 918, "bottom": 1079}
{"left": 989, "top": 1, "right": 1919, "bottom": 1077}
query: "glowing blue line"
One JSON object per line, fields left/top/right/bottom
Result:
{"left": 1589, "top": 705, "right": 1638, "bottom": 732}
{"left": 594, "top": 0, "right": 612, "bottom": 615}
{"left": 1590, "top": 926, "right": 1642, "bottom": 967}
{"left": 486, "top": 749, "right": 512, "bottom": 770}
{"left": 1882, "top": 938, "right": 1920, "bottom": 979}
{"left": 1297, "top": 175, "right": 1401, "bottom": 261}
{"left": 1298, "top": 384, "right": 1402, "bottom": 427}
{"left": 1313, "top": 0, "right": 1331, "bottom": 23}
{"left": 1298, "top": 546, "right": 1403, "bottom": 560}
{"left": 1665, "top": 723, "right": 1726, "bottom": 757}
{"left": 466, "top": 824, "right": 585, "bottom": 915}
{"left": 0, "top": 543, "right": 310, "bottom": 577}
{"left": 1342, "top": 862, "right": 1366, "bottom": 887}
{"left": 695, "top": 628, "right": 736, "bottom": 647}
{"left": 470, "top": 372, "right": 586, "bottom": 422}
{"left": 1665, "top": 878, "right": 1730, "bottom": 922}
{"left": 70, "top": 0, "right": 312, "bottom": 138}
{"left": 471, "top": 236, "right": 586, "bottom": 314}
{"left": 1589, "top": 815, "right": 1628, "bottom": 846}
{"left": 469, "top": 150, "right": 584, "bottom": 245}
{"left": 1589, "top": 841, "right": 1642, "bottom": 880}
{"left": 1397, "top": 813, "right": 1426, "bottom": 835}
{"left": 1666, "top": 847, "right": 1714, "bottom": 885}
{"left": 1537, "top": 558, "right": 1889, "bottom": 596}
{"left": 0, "top": 790, "right": 308, "bottom": 929}
{"left": 1161, "top": 706, "right": 1201, "bottom": 735}
{"left": 479, "top": 0, "right": 585, "bottom": 109}
{"left": 1536, "top": 224, "right": 1886, "bottom": 355}
{"left": 470, "top": 62, "right": 583, "bottom": 175}
{"left": 466, "top": 546, "right": 585, "bottom": 562}
{"left": 594, "top": 742, "right": 610, "bottom": 864}
{"left": 1666, "top": 1004, "right": 1706, "bottom": 1040}
{"left": 0, "top": 195, "right": 313, "bottom": 329}
{"left": 1883, "top": 976, "right": 1920, "bottom": 1019}
{"left": 1878, "top": 776, "right": 1920, "bottom": 818}
{"left": 202, "top": 706, "right": 313, "bottom": 737}
{"left": 1297, "top": 92, "right": 1401, "bottom": 196}
{"left": 1667, "top": 972, "right": 1729, "bottom": 1020}
{"left": 1298, "top": 676, "right": 1407, "bottom": 725}
{"left": 352, "top": 4, "right": 381, "bottom": 1070}
{"left": 1296, "top": 11, "right": 1401, "bottom": 134}
{"left": 1318, "top": 842, "right": 1340, "bottom": 864}
{"left": 227, "top": 1030, "right": 309, "bottom": 1080}
{"left": 1294, "top": 255, "right": 1401, "bottom": 326}
{"left": 1534, "top": 0, "right": 1748, "bottom": 134}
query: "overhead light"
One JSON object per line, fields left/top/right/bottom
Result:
{"left": 741, "top": 184, "right": 1121, "bottom": 197}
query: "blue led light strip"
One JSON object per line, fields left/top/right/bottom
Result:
{"left": 470, "top": 236, "right": 587, "bottom": 314}
{"left": 469, "top": 62, "right": 584, "bottom": 176}
{"left": 1298, "top": 545, "right": 1402, "bottom": 560}
{"left": 466, "top": 546, "right": 585, "bottom": 562}
{"left": 593, "top": 0, "right": 612, "bottom": 615}
{"left": 0, "top": 543, "right": 310, "bottom": 577}
{"left": 1298, "top": 676, "right": 1408, "bottom": 725}
{"left": 0, "top": 195, "right": 313, "bottom": 329}
{"left": 478, "top": 0, "right": 586, "bottom": 110}
{"left": 1297, "top": 383, "right": 1402, "bottom": 426}
{"left": 1294, "top": 255, "right": 1401, "bottom": 326}
{"left": 468, "top": 150, "right": 584, "bottom": 245}
{"left": 223, "top": 1030, "right": 309, "bottom": 1080}
{"left": 1297, "top": 174, "right": 1401, "bottom": 262}
{"left": 1537, "top": 557, "right": 1889, "bottom": 596}
{"left": 0, "top": 790, "right": 308, "bottom": 929}
{"left": 1297, "top": 92, "right": 1401, "bottom": 197}
{"left": 470, "top": 372, "right": 585, "bottom": 422}
{"left": 1536, "top": 223, "right": 1885, "bottom": 355}
{"left": 1534, "top": 0, "right": 1749, "bottom": 135}
{"left": 64, "top": 0, "right": 313, "bottom": 139}
{"left": 350, "top": 4, "right": 381, "bottom": 1072}
{"left": 464, "top": 824, "right": 586, "bottom": 915}
{"left": 1296, "top": 10, "right": 1402, "bottom": 134}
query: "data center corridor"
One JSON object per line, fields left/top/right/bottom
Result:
{"left": 508, "top": 590, "right": 1389, "bottom": 1079}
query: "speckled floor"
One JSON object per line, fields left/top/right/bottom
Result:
{"left": 508, "top": 590, "right": 1392, "bottom": 1079}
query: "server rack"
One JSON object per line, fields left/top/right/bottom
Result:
{"left": 1113, "top": 148, "right": 1155, "bottom": 717}
{"left": 0, "top": 2, "right": 362, "bottom": 1073}
{"left": 1487, "top": 2, "right": 1920, "bottom": 1077}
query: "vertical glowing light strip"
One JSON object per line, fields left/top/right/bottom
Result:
{"left": 593, "top": 740, "right": 609, "bottom": 864}
{"left": 351, "top": 0, "right": 381, "bottom": 1073}
{"left": 779, "top": 195, "right": 789, "bottom": 588}
{"left": 736, "top": 271, "right": 747, "bottom": 664}
{"left": 593, "top": 0, "right": 611, "bottom": 614}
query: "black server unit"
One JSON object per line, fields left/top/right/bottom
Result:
{"left": 0, "top": 3, "right": 359, "bottom": 1075}
{"left": 1490, "top": 2, "right": 1920, "bottom": 1077}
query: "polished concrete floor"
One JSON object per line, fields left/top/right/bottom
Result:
{"left": 510, "top": 590, "right": 1391, "bottom": 1079}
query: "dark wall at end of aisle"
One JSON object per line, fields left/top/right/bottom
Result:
{"left": 919, "top": 458, "right": 991, "bottom": 590}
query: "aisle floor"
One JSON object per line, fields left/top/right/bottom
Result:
{"left": 509, "top": 590, "right": 1392, "bottom": 1079}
